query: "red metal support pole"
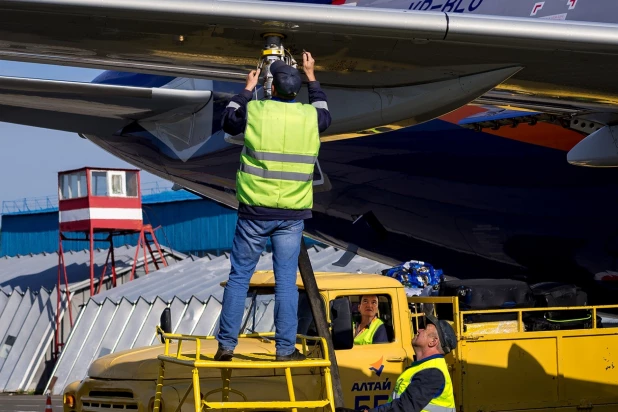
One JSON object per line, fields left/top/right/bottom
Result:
{"left": 55, "top": 234, "right": 62, "bottom": 358}
{"left": 110, "top": 238, "right": 117, "bottom": 287}
{"left": 55, "top": 233, "right": 74, "bottom": 358}
{"left": 89, "top": 227, "right": 95, "bottom": 296}
{"left": 149, "top": 226, "right": 168, "bottom": 267}
{"left": 62, "top": 253, "right": 73, "bottom": 327}
{"left": 95, "top": 246, "right": 112, "bottom": 295}
{"left": 129, "top": 230, "right": 143, "bottom": 281}
{"left": 144, "top": 228, "right": 160, "bottom": 271}
{"left": 142, "top": 228, "right": 150, "bottom": 275}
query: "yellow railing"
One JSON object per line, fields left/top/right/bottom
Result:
{"left": 407, "top": 297, "right": 618, "bottom": 412}
{"left": 152, "top": 329, "right": 335, "bottom": 412}
{"left": 407, "top": 296, "right": 461, "bottom": 335}
{"left": 407, "top": 296, "right": 618, "bottom": 336}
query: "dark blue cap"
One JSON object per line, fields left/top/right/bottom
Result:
{"left": 270, "top": 60, "right": 302, "bottom": 98}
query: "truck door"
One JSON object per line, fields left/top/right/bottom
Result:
{"left": 331, "top": 292, "right": 408, "bottom": 410}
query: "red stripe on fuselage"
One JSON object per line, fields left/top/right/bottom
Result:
{"left": 439, "top": 106, "right": 585, "bottom": 152}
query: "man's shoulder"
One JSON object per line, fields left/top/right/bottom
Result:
{"left": 301, "top": 102, "right": 318, "bottom": 111}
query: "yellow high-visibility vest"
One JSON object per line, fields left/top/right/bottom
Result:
{"left": 353, "top": 318, "right": 384, "bottom": 345}
{"left": 389, "top": 356, "right": 455, "bottom": 412}
{"left": 236, "top": 99, "right": 320, "bottom": 210}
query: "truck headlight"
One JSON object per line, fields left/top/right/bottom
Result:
{"left": 63, "top": 394, "right": 75, "bottom": 408}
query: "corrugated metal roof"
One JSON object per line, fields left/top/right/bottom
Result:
{"left": 0, "top": 245, "right": 188, "bottom": 393}
{"left": 140, "top": 189, "right": 201, "bottom": 204}
{"left": 0, "top": 286, "right": 66, "bottom": 393}
{"left": 47, "top": 245, "right": 391, "bottom": 394}
{"left": 91, "top": 245, "right": 388, "bottom": 304}
{"left": 0, "top": 244, "right": 187, "bottom": 292}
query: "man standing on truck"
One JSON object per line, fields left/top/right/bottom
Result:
{"left": 215, "top": 51, "right": 331, "bottom": 362}
{"left": 340, "top": 314, "right": 457, "bottom": 412}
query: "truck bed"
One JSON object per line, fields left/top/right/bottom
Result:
{"left": 409, "top": 296, "right": 618, "bottom": 412}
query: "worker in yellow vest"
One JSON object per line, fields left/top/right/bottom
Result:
{"left": 339, "top": 314, "right": 457, "bottom": 412}
{"left": 215, "top": 51, "right": 331, "bottom": 362}
{"left": 354, "top": 295, "right": 389, "bottom": 345}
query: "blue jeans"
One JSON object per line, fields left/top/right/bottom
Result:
{"left": 217, "top": 218, "right": 304, "bottom": 356}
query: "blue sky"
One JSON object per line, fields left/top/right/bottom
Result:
{"left": 0, "top": 61, "right": 169, "bottom": 212}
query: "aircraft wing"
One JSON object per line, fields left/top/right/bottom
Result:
{"left": 0, "top": 76, "right": 212, "bottom": 134}
{"left": 0, "top": 0, "right": 618, "bottom": 118}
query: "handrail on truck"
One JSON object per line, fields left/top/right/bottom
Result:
{"left": 153, "top": 328, "right": 336, "bottom": 412}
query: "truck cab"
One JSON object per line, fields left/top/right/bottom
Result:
{"left": 62, "top": 272, "right": 413, "bottom": 412}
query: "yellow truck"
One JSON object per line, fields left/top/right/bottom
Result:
{"left": 61, "top": 271, "right": 618, "bottom": 412}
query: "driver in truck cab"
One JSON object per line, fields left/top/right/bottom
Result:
{"left": 353, "top": 294, "right": 389, "bottom": 345}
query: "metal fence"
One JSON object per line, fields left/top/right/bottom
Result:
{"left": 1, "top": 181, "right": 174, "bottom": 215}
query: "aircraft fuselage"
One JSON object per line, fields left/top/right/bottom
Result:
{"left": 349, "top": 0, "right": 611, "bottom": 23}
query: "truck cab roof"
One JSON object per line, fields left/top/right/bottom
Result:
{"left": 220, "top": 271, "right": 404, "bottom": 291}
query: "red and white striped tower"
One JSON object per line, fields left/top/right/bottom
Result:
{"left": 58, "top": 167, "right": 143, "bottom": 233}
{"left": 55, "top": 167, "right": 167, "bottom": 356}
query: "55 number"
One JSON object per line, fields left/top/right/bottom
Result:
{"left": 354, "top": 395, "right": 390, "bottom": 410}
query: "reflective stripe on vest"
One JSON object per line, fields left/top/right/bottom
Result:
{"left": 312, "top": 101, "right": 329, "bottom": 110}
{"left": 423, "top": 405, "right": 456, "bottom": 412}
{"left": 242, "top": 146, "right": 317, "bottom": 165}
{"left": 353, "top": 318, "right": 384, "bottom": 345}
{"left": 236, "top": 99, "right": 320, "bottom": 210}
{"left": 389, "top": 357, "right": 455, "bottom": 412}
{"left": 240, "top": 163, "right": 313, "bottom": 182}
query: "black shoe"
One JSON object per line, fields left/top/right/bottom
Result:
{"left": 214, "top": 346, "right": 233, "bottom": 361}
{"left": 276, "top": 349, "right": 306, "bottom": 361}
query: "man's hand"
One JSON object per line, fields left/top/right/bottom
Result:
{"left": 302, "top": 51, "right": 316, "bottom": 82}
{"left": 245, "top": 69, "right": 260, "bottom": 91}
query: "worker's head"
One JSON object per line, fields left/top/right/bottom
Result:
{"left": 359, "top": 295, "right": 379, "bottom": 319}
{"left": 270, "top": 60, "right": 302, "bottom": 100}
{"left": 412, "top": 314, "right": 457, "bottom": 358}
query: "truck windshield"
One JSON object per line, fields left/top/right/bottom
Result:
{"left": 244, "top": 289, "right": 324, "bottom": 336}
